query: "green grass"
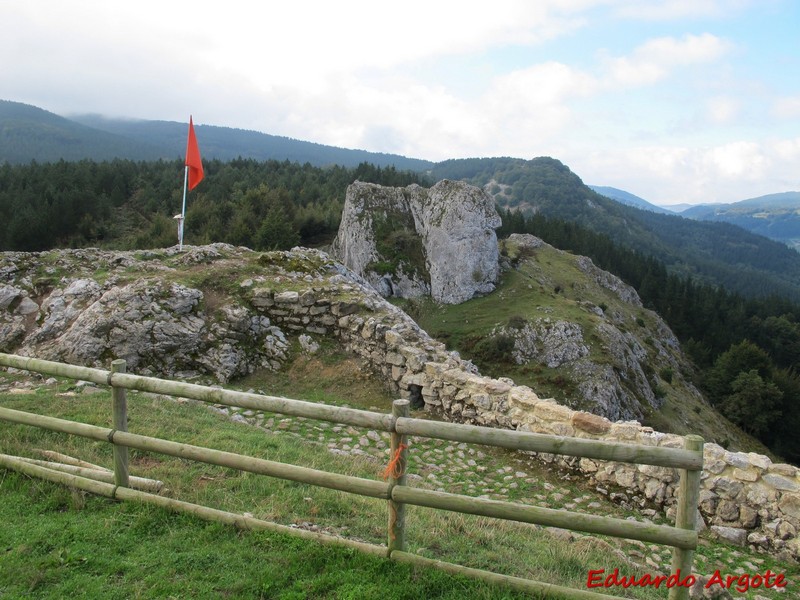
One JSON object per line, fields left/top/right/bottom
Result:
{"left": 236, "top": 343, "right": 395, "bottom": 411}
{"left": 1, "top": 348, "right": 797, "bottom": 599}
{"left": 0, "top": 378, "right": 688, "bottom": 600}
{"left": 397, "top": 242, "right": 772, "bottom": 455}
{"left": 1, "top": 472, "right": 514, "bottom": 600}
{"left": 395, "top": 269, "right": 612, "bottom": 418}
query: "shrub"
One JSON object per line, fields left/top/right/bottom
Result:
{"left": 473, "top": 334, "right": 515, "bottom": 364}
{"left": 507, "top": 315, "right": 528, "bottom": 330}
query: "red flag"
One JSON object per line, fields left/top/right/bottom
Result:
{"left": 185, "top": 116, "right": 204, "bottom": 190}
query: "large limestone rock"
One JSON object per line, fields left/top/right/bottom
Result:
{"left": 332, "top": 179, "right": 501, "bottom": 304}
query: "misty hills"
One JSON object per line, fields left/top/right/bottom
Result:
{"left": 590, "top": 183, "right": 800, "bottom": 251}
{"left": 0, "top": 100, "right": 165, "bottom": 162}
{"left": 588, "top": 185, "right": 674, "bottom": 215}
{"left": 0, "top": 100, "right": 433, "bottom": 171}
{"left": 681, "top": 192, "right": 800, "bottom": 251}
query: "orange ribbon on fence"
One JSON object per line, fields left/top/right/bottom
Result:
{"left": 382, "top": 443, "right": 408, "bottom": 480}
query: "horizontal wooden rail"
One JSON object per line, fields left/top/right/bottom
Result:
{"left": 111, "top": 372, "right": 393, "bottom": 432}
{"left": 392, "top": 486, "right": 696, "bottom": 549}
{"left": 0, "top": 353, "right": 109, "bottom": 386}
{"left": 397, "top": 417, "right": 702, "bottom": 470}
{"left": 14, "top": 456, "right": 164, "bottom": 493}
{"left": 0, "top": 406, "right": 389, "bottom": 500}
{"left": 0, "top": 403, "right": 694, "bottom": 549}
{"left": 0, "top": 454, "right": 386, "bottom": 557}
{"left": 0, "top": 353, "right": 700, "bottom": 469}
{"left": 0, "top": 353, "right": 393, "bottom": 432}
{"left": 391, "top": 552, "right": 621, "bottom": 600}
{"left": 0, "top": 353, "right": 703, "bottom": 600}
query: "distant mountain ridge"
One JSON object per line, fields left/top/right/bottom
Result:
{"left": 588, "top": 185, "right": 673, "bottom": 214}
{"left": 0, "top": 100, "right": 165, "bottom": 162}
{"left": 589, "top": 182, "right": 800, "bottom": 252}
{"left": 681, "top": 192, "right": 800, "bottom": 251}
{"left": 0, "top": 100, "right": 434, "bottom": 171}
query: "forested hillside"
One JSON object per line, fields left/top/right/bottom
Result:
{"left": 0, "top": 159, "right": 422, "bottom": 251}
{"left": 0, "top": 101, "right": 164, "bottom": 163}
{"left": 73, "top": 114, "right": 435, "bottom": 171}
{"left": 497, "top": 209, "right": 800, "bottom": 461}
{"left": 588, "top": 185, "right": 673, "bottom": 214}
{"left": 433, "top": 157, "right": 800, "bottom": 302}
{"left": 0, "top": 100, "right": 434, "bottom": 171}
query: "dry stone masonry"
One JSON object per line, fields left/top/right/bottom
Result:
{"left": 0, "top": 243, "right": 798, "bottom": 561}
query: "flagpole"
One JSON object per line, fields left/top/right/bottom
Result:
{"left": 181, "top": 115, "right": 203, "bottom": 250}
{"left": 179, "top": 165, "right": 188, "bottom": 250}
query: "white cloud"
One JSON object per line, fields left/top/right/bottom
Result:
{"left": 772, "top": 137, "right": 800, "bottom": 164}
{"left": 261, "top": 58, "right": 601, "bottom": 161}
{"left": 604, "top": 33, "right": 731, "bottom": 87}
{"left": 773, "top": 96, "right": 800, "bottom": 119}
{"left": 482, "top": 62, "right": 596, "bottom": 135}
{"left": 706, "top": 96, "right": 741, "bottom": 123}
{"left": 577, "top": 136, "right": 800, "bottom": 204}
{"left": 704, "top": 141, "right": 766, "bottom": 179}
{"left": 612, "top": 0, "right": 753, "bottom": 20}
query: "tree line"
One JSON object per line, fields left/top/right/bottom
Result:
{"left": 0, "top": 158, "right": 423, "bottom": 252}
{"left": 498, "top": 207, "right": 800, "bottom": 461}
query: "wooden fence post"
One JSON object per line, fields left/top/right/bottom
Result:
{"left": 111, "top": 359, "right": 129, "bottom": 489}
{"left": 387, "top": 399, "right": 410, "bottom": 554}
{"left": 668, "top": 434, "right": 704, "bottom": 600}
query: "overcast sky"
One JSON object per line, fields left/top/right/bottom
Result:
{"left": 2, "top": 0, "right": 798, "bottom": 206}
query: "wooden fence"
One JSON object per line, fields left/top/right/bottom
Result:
{"left": 0, "top": 353, "right": 703, "bottom": 600}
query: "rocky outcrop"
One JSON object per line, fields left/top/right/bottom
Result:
{"left": 2, "top": 277, "right": 287, "bottom": 384}
{"left": 331, "top": 180, "right": 501, "bottom": 304}
{"left": 483, "top": 234, "right": 694, "bottom": 421}
{"left": 0, "top": 244, "right": 447, "bottom": 384}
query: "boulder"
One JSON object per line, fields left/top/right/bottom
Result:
{"left": 331, "top": 180, "right": 500, "bottom": 304}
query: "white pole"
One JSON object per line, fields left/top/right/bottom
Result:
{"left": 179, "top": 165, "right": 189, "bottom": 251}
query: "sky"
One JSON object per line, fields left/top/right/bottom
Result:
{"left": 2, "top": 0, "right": 799, "bottom": 206}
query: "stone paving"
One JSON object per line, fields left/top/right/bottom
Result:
{"left": 211, "top": 399, "right": 784, "bottom": 594}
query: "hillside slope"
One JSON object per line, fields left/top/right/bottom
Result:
{"left": 0, "top": 100, "right": 433, "bottom": 170}
{"left": 72, "top": 114, "right": 435, "bottom": 171}
{"left": 0, "top": 100, "right": 164, "bottom": 162}
{"left": 402, "top": 233, "right": 764, "bottom": 453}
{"left": 589, "top": 185, "right": 673, "bottom": 214}
{"left": 431, "top": 157, "right": 800, "bottom": 301}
